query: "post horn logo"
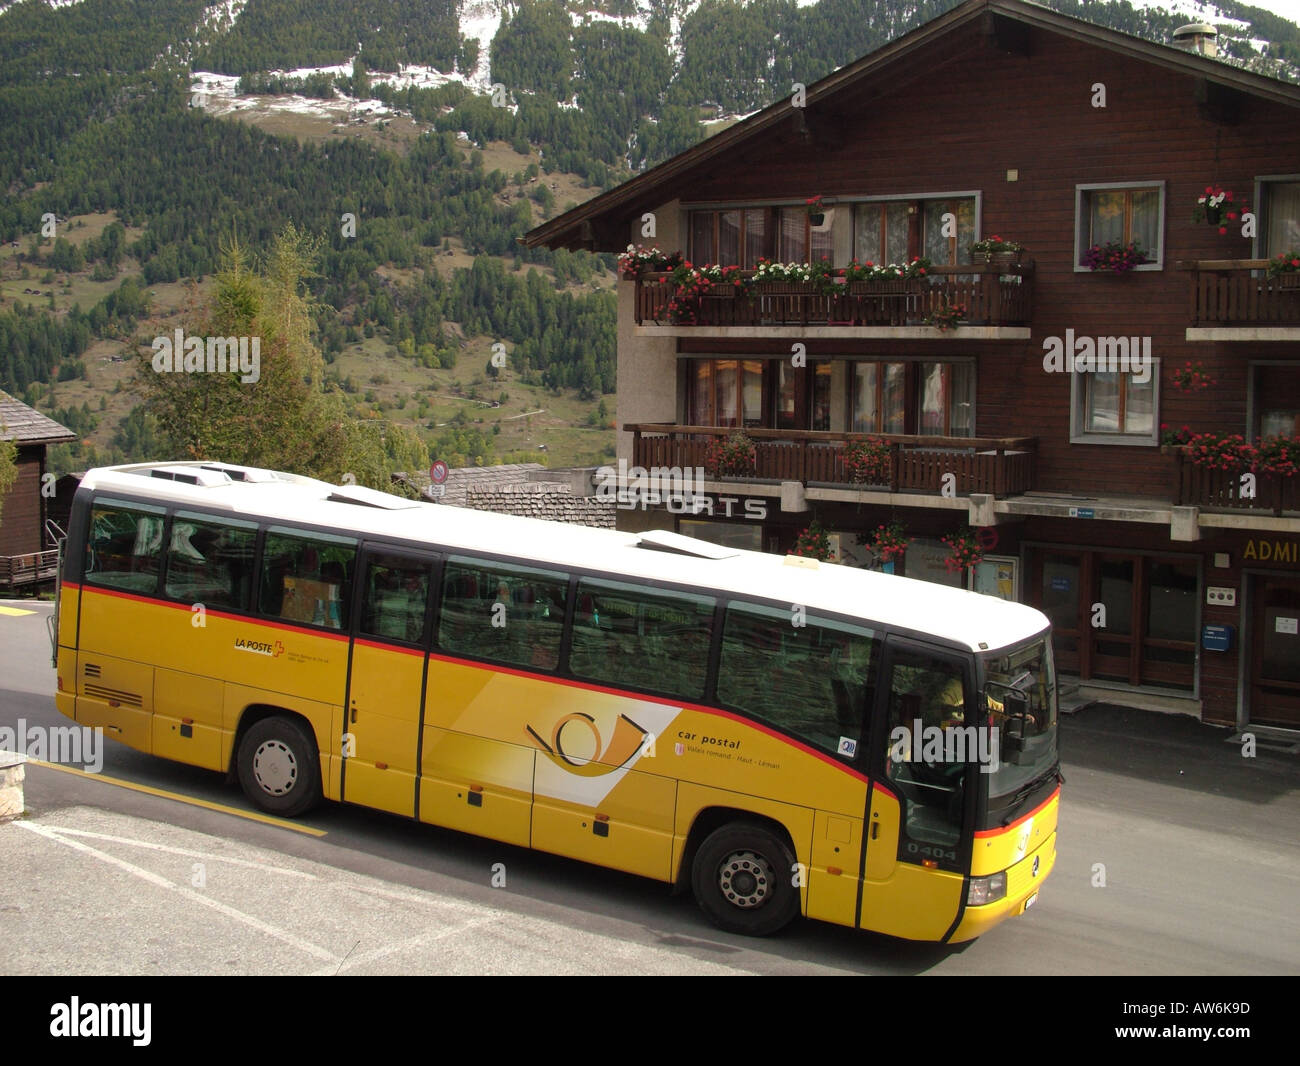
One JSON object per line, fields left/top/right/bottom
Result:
{"left": 526, "top": 713, "right": 649, "bottom": 777}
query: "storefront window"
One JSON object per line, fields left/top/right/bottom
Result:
{"left": 679, "top": 520, "right": 762, "bottom": 551}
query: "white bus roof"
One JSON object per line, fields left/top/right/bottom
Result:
{"left": 78, "top": 461, "right": 1050, "bottom": 654}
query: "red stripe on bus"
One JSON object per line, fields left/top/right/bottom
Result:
{"left": 974, "top": 788, "right": 1060, "bottom": 837}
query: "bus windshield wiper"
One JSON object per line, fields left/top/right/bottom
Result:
{"left": 1000, "top": 777, "right": 1046, "bottom": 826}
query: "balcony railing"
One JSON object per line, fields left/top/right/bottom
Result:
{"left": 633, "top": 264, "right": 1034, "bottom": 328}
{"left": 1182, "top": 258, "right": 1300, "bottom": 327}
{"left": 0, "top": 549, "right": 59, "bottom": 590}
{"left": 627, "top": 425, "right": 1037, "bottom": 498}
{"left": 1174, "top": 451, "right": 1299, "bottom": 515}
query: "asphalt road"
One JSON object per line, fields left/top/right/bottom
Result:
{"left": 2, "top": 597, "right": 1298, "bottom": 976}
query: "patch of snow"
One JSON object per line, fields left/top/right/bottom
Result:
{"left": 200, "top": 0, "right": 245, "bottom": 30}
{"left": 460, "top": 0, "right": 504, "bottom": 92}
{"left": 1122, "top": 0, "right": 1297, "bottom": 28}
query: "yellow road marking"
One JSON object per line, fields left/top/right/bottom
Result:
{"left": 26, "top": 760, "right": 327, "bottom": 836}
{"left": 0, "top": 606, "right": 35, "bottom": 616}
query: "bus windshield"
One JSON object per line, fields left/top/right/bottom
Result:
{"left": 981, "top": 635, "right": 1058, "bottom": 806}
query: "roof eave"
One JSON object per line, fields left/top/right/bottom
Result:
{"left": 522, "top": 0, "right": 1300, "bottom": 253}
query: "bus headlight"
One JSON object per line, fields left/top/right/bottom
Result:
{"left": 967, "top": 872, "right": 1006, "bottom": 906}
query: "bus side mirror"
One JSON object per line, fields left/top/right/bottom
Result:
{"left": 999, "top": 689, "right": 1031, "bottom": 755}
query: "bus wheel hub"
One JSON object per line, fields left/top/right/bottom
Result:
{"left": 252, "top": 740, "right": 298, "bottom": 795}
{"left": 719, "top": 851, "right": 772, "bottom": 908}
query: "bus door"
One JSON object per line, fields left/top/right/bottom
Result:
{"left": 858, "top": 637, "right": 976, "bottom": 940}
{"left": 342, "top": 547, "right": 437, "bottom": 817}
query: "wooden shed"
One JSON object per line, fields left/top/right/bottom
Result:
{"left": 0, "top": 392, "right": 76, "bottom": 589}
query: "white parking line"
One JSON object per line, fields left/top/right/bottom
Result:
{"left": 308, "top": 916, "right": 502, "bottom": 976}
{"left": 42, "top": 826, "right": 321, "bottom": 878}
{"left": 14, "top": 821, "right": 338, "bottom": 963}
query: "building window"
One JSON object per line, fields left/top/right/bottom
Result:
{"left": 851, "top": 362, "right": 905, "bottom": 433}
{"left": 777, "top": 207, "right": 833, "bottom": 264}
{"left": 851, "top": 361, "right": 974, "bottom": 436}
{"left": 689, "top": 359, "right": 764, "bottom": 427}
{"left": 690, "top": 209, "right": 767, "bottom": 267}
{"left": 679, "top": 520, "right": 762, "bottom": 551}
{"left": 1070, "top": 366, "right": 1159, "bottom": 445}
{"left": 1257, "top": 177, "right": 1300, "bottom": 258}
{"left": 855, "top": 196, "right": 975, "bottom": 266}
{"left": 1251, "top": 363, "right": 1300, "bottom": 438}
{"left": 917, "top": 362, "right": 975, "bottom": 437}
{"left": 776, "top": 361, "right": 831, "bottom": 431}
{"left": 1074, "top": 182, "right": 1164, "bottom": 270}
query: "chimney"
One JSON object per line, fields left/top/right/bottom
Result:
{"left": 1173, "top": 22, "right": 1218, "bottom": 58}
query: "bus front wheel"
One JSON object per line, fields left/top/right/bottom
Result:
{"left": 691, "top": 823, "right": 800, "bottom": 936}
{"left": 236, "top": 717, "right": 322, "bottom": 817}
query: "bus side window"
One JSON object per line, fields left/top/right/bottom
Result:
{"left": 85, "top": 505, "right": 165, "bottom": 594}
{"left": 718, "top": 604, "right": 879, "bottom": 758}
{"left": 569, "top": 579, "right": 714, "bottom": 701}
{"left": 360, "top": 557, "right": 431, "bottom": 645}
{"left": 437, "top": 556, "right": 567, "bottom": 671}
{"left": 164, "top": 512, "right": 257, "bottom": 609}
{"left": 259, "top": 530, "right": 356, "bottom": 629}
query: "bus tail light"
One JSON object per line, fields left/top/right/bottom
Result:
{"left": 967, "top": 872, "right": 1007, "bottom": 906}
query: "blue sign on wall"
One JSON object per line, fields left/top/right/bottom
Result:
{"left": 1050, "top": 576, "right": 1071, "bottom": 592}
{"left": 1202, "top": 624, "right": 1234, "bottom": 652}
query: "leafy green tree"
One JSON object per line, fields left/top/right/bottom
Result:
{"left": 0, "top": 422, "right": 17, "bottom": 521}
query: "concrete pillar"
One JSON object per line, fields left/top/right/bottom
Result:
{"left": 0, "top": 752, "right": 26, "bottom": 822}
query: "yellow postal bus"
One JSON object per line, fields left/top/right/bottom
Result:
{"left": 53, "top": 461, "right": 1059, "bottom": 942}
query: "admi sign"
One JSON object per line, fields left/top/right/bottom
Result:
{"left": 1242, "top": 538, "right": 1300, "bottom": 567}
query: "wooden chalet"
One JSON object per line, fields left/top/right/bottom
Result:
{"left": 0, "top": 393, "right": 75, "bottom": 590}
{"left": 525, "top": 0, "right": 1300, "bottom": 733}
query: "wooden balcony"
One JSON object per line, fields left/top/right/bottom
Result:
{"left": 627, "top": 425, "right": 1037, "bottom": 498}
{"left": 632, "top": 264, "right": 1033, "bottom": 336}
{"left": 0, "top": 549, "right": 59, "bottom": 590}
{"left": 1174, "top": 451, "right": 1299, "bottom": 516}
{"left": 1182, "top": 259, "right": 1300, "bottom": 339}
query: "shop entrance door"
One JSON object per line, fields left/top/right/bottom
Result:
{"left": 1249, "top": 576, "right": 1300, "bottom": 730}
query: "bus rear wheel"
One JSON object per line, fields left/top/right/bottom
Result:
{"left": 236, "top": 717, "right": 322, "bottom": 817}
{"left": 691, "top": 823, "right": 799, "bottom": 936}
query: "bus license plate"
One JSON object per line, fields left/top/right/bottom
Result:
{"left": 1020, "top": 893, "right": 1037, "bottom": 914}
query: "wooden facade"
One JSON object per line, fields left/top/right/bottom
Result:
{"left": 0, "top": 395, "right": 75, "bottom": 588}
{"left": 526, "top": 0, "right": 1300, "bottom": 731}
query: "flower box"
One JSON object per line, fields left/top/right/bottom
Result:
{"left": 974, "top": 250, "right": 1022, "bottom": 266}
